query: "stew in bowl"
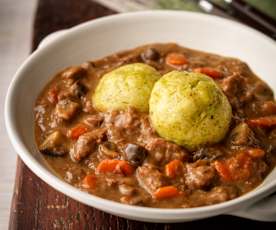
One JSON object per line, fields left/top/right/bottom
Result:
{"left": 34, "top": 43, "right": 276, "bottom": 208}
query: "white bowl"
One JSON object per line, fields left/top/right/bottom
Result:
{"left": 5, "top": 11, "right": 276, "bottom": 222}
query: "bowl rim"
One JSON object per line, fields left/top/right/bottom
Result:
{"left": 4, "top": 10, "right": 276, "bottom": 220}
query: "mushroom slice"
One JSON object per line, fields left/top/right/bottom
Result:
{"left": 39, "top": 131, "right": 68, "bottom": 156}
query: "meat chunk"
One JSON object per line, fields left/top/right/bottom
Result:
{"left": 39, "top": 131, "right": 68, "bottom": 156}
{"left": 145, "top": 138, "right": 187, "bottom": 165}
{"left": 55, "top": 99, "right": 79, "bottom": 120}
{"left": 103, "top": 108, "right": 156, "bottom": 149}
{"left": 228, "top": 122, "right": 259, "bottom": 148}
{"left": 111, "top": 108, "right": 140, "bottom": 130}
{"left": 185, "top": 162, "right": 215, "bottom": 190}
{"left": 220, "top": 74, "right": 246, "bottom": 110}
{"left": 104, "top": 108, "right": 142, "bottom": 144}
{"left": 136, "top": 164, "right": 165, "bottom": 195}
{"left": 70, "top": 128, "right": 106, "bottom": 162}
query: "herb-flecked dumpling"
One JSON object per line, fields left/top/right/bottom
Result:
{"left": 93, "top": 63, "right": 161, "bottom": 112}
{"left": 149, "top": 71, "right": 232, "bottom": 151}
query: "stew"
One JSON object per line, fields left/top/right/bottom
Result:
{"left": 34, "top": 43, "right": 276, "bottom": 208}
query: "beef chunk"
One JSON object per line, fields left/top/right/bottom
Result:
{"left": 70, "top": 128, "right": 106, "bottom": 162}
{"left": 112, "top": 108, "right": 139, "bottom": 129}
{"left": 39, "top": 131, "right": 68, "bottom": 156}
{"left": 145, "top": 138, "right": 187, "bottom": 165}
{"left": 220, "top": 74, "right": 247, "bottom": 111}
{"left": 104, "top": 109, "right": 138, "bottom": 138}
{"left": 55, "top": 99, "right": 79, "bottom": 120}
{"left": 136, "top": 164, "right": 165, "bottom": 195}
{"left": 185, "top": 162, "right": 215, "bottom": 190}
{"left": 103, "top": 109, "right": 156, "bottom": 150}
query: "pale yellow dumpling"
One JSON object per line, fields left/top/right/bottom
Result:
{"left": 92, "top": 63, "right": 160, "bottom": 112}
{"left": 149, "top": 71, "right": 232, "bottom": 150}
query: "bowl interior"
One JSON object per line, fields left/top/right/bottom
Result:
{"left": 6, "top": 11, "right": 276, "bottom": 221}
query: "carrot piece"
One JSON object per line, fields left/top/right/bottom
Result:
{"left": 165, "top": 159, "right": 183, "bottom": 178}
{"left": 153, "top": 186, "right": 180, "bottom": 200}
{"left": 214, "top": 161, "right": 232, "bottom": 182}
{"left": 82, "top": 174, "right": 97, "bottom": 189}
{"left": 215, "top": 152, "right": 253, "bottom": 182}
{"left": 97, "top": 159, "right": 119, "bottom": 173}
{"left": 193, "top": 67, "right": 223, "bottom": 79}
{"left": 165, "top": 52, "right": 188, "bottom": 66}
{"left": 69, "top": 123, "right": 88, "bottom": 140}
{"left": 96, "top": 159, "right": 134, "bottom": 176}
{"left": 247, "top": 116, "right": 276, "bottom": 128}
{"left": 246, "top": 148, "right": 265, "bottom": 159}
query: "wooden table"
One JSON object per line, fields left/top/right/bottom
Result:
{"left": 9, "top": 0, "right": 275, "bottom": 229}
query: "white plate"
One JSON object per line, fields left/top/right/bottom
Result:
{"left": 5, "top": 11, "right": 276, "bottom": 222}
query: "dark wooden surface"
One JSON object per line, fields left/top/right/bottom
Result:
{"left": 9, "top": 0, "right": 275, "bottom": 229}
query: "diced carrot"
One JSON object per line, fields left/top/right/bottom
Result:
{"left": 214, "top": 152, "right": 253, "bottom": 182}
{"left": 97, "top": 159, "right": 119, "bottom": 173}
{"left": 165, "top": 159, "right": 183, "bottom": 178}
{"left": 247, "top": 116, "right": 276, "bottom": 128}
{"left": 96, "top": 159, "right": 134, "bottom": 176}
{"left": 47, "top": 85, "right": 58, "bottom": 104}
{"left": 214, "top": 161, "right": 232, "bottom": 182}
{"left": 193, "top": 67, "right": 223, "bottom": 79}
{"left": 246, "top": 148, "right": 265, "bottom": 159}
{"left": 69, "top": 123, "right": 88, "bottom": 140}
{"left": 82, "top": 174, "right": 97, "bottom": 189}
{"left": 153, "top": 186, "right": 180, "bottom": 200}
{"left": 165, "top": 52, "right": 188, "bottom": 66}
